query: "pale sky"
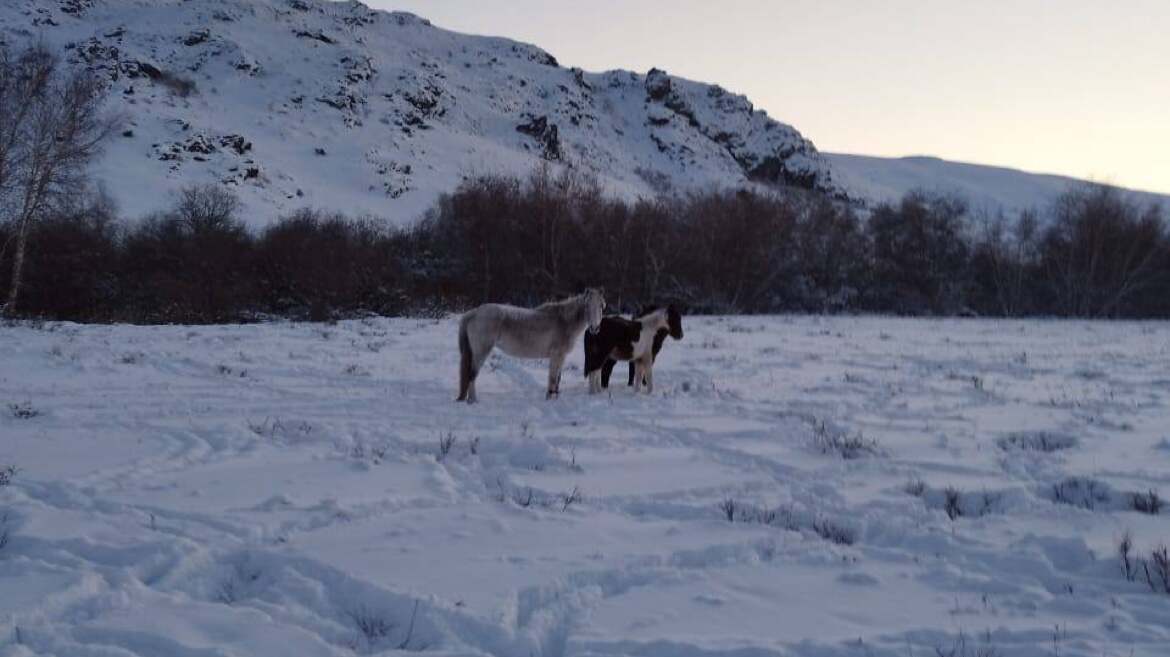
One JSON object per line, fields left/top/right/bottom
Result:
{"left": 374, "top": 1, "right": 1170, "bottom": 194}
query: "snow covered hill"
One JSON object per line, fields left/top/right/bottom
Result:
{"left": 0, "top": 0, "right": 841, "bottom": 226}
{"left": 2, "top": 0, "right": 1166, "bottom": 227}
{"left": 828, "top": 153, "right": 1170, "bottom": 218}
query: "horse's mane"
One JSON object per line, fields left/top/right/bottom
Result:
{"left": 536, "top": 292, "right": 587, "bottom": 321}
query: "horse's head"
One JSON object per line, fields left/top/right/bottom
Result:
{"left": 666, "top": 305, "right": 684, "bottom": 340}
{"left": 583, "top": 287, "right": 605, "bottom": 333}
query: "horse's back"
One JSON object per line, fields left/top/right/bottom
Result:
{"left": 463, "top": 302, "right": 559, "bottom": 359}
{"left": 464, "top": 303, "right": 538, "bottom": 323}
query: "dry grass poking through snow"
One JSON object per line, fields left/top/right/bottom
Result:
{"left": 2, "top": 315, "right": 1170, "bottom": 656}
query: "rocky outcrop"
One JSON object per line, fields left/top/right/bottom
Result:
{"left": 642, "top": 66, "right": 836, "bottom": 194}
{"left": 1, "top": 0, "right": 848, "bottom": 224}
{"left": 516, "top": 115, "right": 562, "bottom": 161}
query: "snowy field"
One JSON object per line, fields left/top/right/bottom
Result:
{"left": 2, "top": 315, "right": 1168, "bottom": 657}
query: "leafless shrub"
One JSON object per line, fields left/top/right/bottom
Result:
{"left": 436, "top": 432, "right": 456, "bottom": 461}
{"left": 349, "top": 440, "right": 387, "bottom": 464}
{"left": 1051, "top": 477, "right": 1110, "bottom": 510}
{"left": 512, "top": 487, "right": 534, "bottom": 508}
{"left": 1130, "top": 490, "right": 1163, "bottom": 515}
{"left": 247, "top": 416, "right": 284, "bottom": 437}
{"left": 1119, "top": 531, "right": 1136, "bottom": 582}
{"left": 0, "top": 466, "right": 16, "bottom": 487}
{"left": 719, "top": 499, "right": 780, "bottom": 525}
{"left": 933, "top": 629, "right": 1000, "bottom": 657}
{"left": 718, "top": 498, "right": 851, "bottom": 544}
{"left": 719, "top": 498, "right": 738, "bottom": 522}
{"left": 996, "top": 431, "right": 1077, "bottom": 453}
{"left": 811, "top": 518, "right": 856, "bottom": 546}
{"left": 349, "top": 606, "right": 394, "bottom": 644}
{"left": 1116, "top": 533, "right": 1170, "bottom": 595}
{"left": 0, "top": 512, "right": 9, "bottom": 551}
{"left": 397, "top": 600, "right": 420, "bottom": 650}
{"left": 810, "top": 420, "right": 880, "bottom": 459}
{"left": 749, "top": 506, "right": 778, "bottom": 526}
{"left": 560, "top": 486, "right": 582, "bottom": 512}
{"left": 7, "top": 402, "right": 39, "bottom": 419}
{"left": 943, "top": 487, "right": 963, "bottom": 520}
{"left": 468, "top": 437, "right": 479, "bottom": 456}
{"left": 940, "top": 487, "right": 1003, "bottom": 520}
{"left": 495, "top": 479, "right": 580, "bottom": 512}
{"left": 176, "top": 184, "right": 241, "bottom": 233}
{"left": 246, "top": 417, "right": 312, "bottom": 441}
{"left": 1142, "top": 545, "right": 1170, "bottom": 594}
{"left": 976, "top": 491, "right": 1002, "bottom": 516}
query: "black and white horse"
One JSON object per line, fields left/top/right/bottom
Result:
{"left": 585, "top": 305, "right": 683, "bottom": 394}
{"left": 583, "top": 315, "right": 642, "bottom": 394}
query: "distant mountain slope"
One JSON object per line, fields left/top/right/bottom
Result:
{"left": 828, "top": 153, "right": 1170, "bottom": 217}
{"left": 0, "top": 0, "right": 841, "bottom": 225}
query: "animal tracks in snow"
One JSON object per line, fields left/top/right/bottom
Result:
{"left": 2, "top": 316, "right": 1169, "bottom": 656}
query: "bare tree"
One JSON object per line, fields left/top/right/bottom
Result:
{"left": 1040, "top": 185, "right": 1165, "bottom": 317}
{"left": 174, "top": 183, "right": 242, "bottom": 234}
{"left": 976, "top": 209, "right": 1039, "bottom": 316}
{"left": 0, "top": 43, "right": 114, "bottom": 317}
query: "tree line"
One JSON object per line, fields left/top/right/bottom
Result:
{"left": 2, "top": 42, "right": 1168, "bottom": 323}
{"left": 2, "top": 168, "right": 1168, "bottom": 324}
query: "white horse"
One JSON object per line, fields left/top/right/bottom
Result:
{"left": 457, "top": 288, "right": 605, "bottom": 403}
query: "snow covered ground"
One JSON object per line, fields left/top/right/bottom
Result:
{"left": 2, "top": 315, "right": 1168, "bottom": 656}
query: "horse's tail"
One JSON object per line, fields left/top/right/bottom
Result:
{"left": 457, "top": 317, "right": 474, "bottom": 401}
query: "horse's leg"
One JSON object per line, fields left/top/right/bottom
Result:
{"left": 466, "top": 340, "right": 493, "bottom": 404}
{"left": 633, "top": 354, "right": 654, "bottom": 394}
{"left": 601, "top": 358, "right": 616, "bottom": 388}
{"left": 547, "top": 349, "right": 566, "bottom": 399}
{"left": 643, "top": 358, "right": 654, "bottom": 394}
{"left": 457, "top": 320, "right": 473, "bottom": 401}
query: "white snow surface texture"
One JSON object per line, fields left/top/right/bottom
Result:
{"left": 3, "top": 0, "right": 1167, "bottom": 227}
{"left": 3, "top": 315, "right": 1170, "bottom": 656}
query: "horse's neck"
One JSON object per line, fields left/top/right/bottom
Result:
{"left": 564, "top": 298, "right": 588, "bottom": 327}
{"left": 542, "top": 295, "right": 587, "bottom": 326}
{"left": 638, "top": 309, "right": 667, "bottom": 331}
